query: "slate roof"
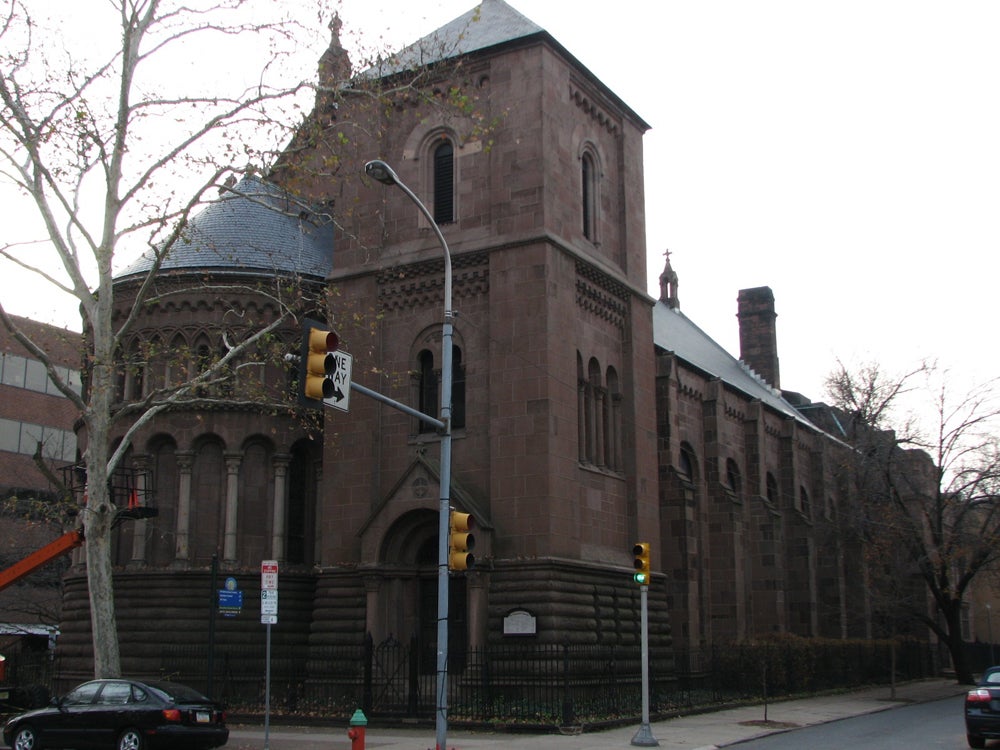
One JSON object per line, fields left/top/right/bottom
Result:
{"left": 367, "top": 0, "right": 541, "bottom": 75}
{"left": 116, "top": 176, "right": 333, "bottom": 280}
{"left": 365, "top": 0, "right": 649, "bottom": 129}
{"left": 652, "top": 301, "right": 818, "bottom": 428}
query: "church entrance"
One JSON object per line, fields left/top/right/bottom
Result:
{"left": 381, "top": 509, "right": 468, "bottom": 672}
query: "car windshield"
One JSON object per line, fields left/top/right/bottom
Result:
{"left": 984, "top": 671, "right": 1000, "bottom": 686}
{"left": 143, "top": 681, "right": 210, "bottom": 703}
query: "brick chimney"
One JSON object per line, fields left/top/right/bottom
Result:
{"left": 737, "top": 287, "right": 780, "bottom": 389}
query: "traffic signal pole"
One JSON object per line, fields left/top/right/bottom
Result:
{"left": 631, "top": 542, "right": 658, "bottom": 746}
{"left": 631, "top": 583, "right": 658, "bottom": 746}
{"left": 364, "top": 159, "right": 454, "bottom": 750}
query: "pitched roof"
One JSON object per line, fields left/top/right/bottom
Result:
{"left": 116, "top": 176, "right": 333, "bottom": 280}
{"left": 366, "top": 0, "right": 649, "bottom": 129}
{"left": 371, "top": 0, "right": 542, "bottom": 74}
{"left": 652, "top": 300, "right": 817, "bottom": 428}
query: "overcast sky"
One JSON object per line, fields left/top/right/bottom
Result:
{"left": 335, "top": 0, "right": 1000, "bottom": 405}
{"left": 4, "top": 0, "right": 998, "bottom": 408}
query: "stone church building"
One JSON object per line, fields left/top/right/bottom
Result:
{"left": 55, "top": 0, "right": 875, "bottom": 684}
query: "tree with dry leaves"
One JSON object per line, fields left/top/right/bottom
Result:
{"left": 827, "top": 360, "right": 1000, "bottom": 683}
{"left": 0, "top": 0, "right": 343, "bottom": 678}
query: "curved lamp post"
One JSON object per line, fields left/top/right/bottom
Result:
{"left": 364, "top": 159, "right": 454, "bottom": 750}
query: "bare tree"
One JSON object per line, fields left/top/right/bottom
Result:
{"left": 827, "top": 360, "right": 1000, "bottom": 683}
{"left": 0, "top": 0, "right": 339, "bottom": 678}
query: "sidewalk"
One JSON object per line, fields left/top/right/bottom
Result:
{"left": 226, "top": 678, "right": 969, "bottom": 750}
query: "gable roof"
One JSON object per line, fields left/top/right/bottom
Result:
{"left": 116, "top": 176, "right": 333, "bottom": 281}
{"left": 652, "top": 300, "right": 817, "bottom": 428}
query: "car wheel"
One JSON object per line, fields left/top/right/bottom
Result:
{"left": 117, "top": 727, "right": 144, "bottom": 750}
{"left": 967, "top": 733, "right": 986, "bottom": 749}
{"left": 12, "top": 725, "right": 38, "bottom": 750}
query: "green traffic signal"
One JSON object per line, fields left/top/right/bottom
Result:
{"left": 632, "top": 542, "right": 651, "bottom": 586}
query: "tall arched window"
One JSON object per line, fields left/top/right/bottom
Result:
{"left": 605, "top": 366, "right": 621, "bottom": 471}
{"left": 418, "top": 350, "right": 438, "bottom": 434}
{"left": 582, "top": 151, "right": 596, "bottom": 240}
{"left": 451, "top": 347, "right": 465, "bottom": 430}
{"left": 678, "top": 442, "right": 698, "bottom": 483}
{"left": 433, "top": 140, "right": 455, "bottom": 224}
{"left": 725, "top": 458, "right": 742, "bottom": 496}
{"left": 417, "top": 345, "right": 465, "bottom": 433}
{"left": 766, "top": 472, "right": 779, "bottom": 505}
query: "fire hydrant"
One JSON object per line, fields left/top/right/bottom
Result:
{"left": 347, "top": 708, "right": 367, "bottom": 750}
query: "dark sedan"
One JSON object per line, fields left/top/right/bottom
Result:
{"left": 2, "top": 678, "right": 228, "bottom": 750}
{"left": 966, "top": 666, "right": 1000, "bottom": 748}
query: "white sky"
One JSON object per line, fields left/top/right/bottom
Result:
{"left": 4, "top": 0, "right": 999, "bottom": 406}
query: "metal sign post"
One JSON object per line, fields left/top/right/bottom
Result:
{"left": 260, "top": 560, "right": 278, "bottom": 750}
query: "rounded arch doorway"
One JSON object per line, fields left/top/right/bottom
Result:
{"left": 376, "top": 509, "right": 467, "bottom": 672}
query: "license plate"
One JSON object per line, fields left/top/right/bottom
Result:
{"left": 196, "top": 711, "right": 211, "bottom": 723}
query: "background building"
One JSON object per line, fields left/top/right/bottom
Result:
{"left": 0, "top": 316, "right": 81, "bottom": 661}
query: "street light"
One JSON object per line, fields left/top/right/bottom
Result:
{"left": 364, "top": 159, "right": 454, "bottom": 750}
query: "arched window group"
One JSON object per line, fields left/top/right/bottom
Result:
{"left": 115, "top": 330, "right": 295, "bottom": 404}
{"left": 577, "top": 353, "right": 622, "bottom": 471}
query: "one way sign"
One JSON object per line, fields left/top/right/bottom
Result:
{"left": 324, "top": 351, "right": 353, "bottom": 412}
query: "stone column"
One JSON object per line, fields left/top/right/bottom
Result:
{"left": 174, "top": 451, "right": 194, "bottom": 564}
{"left": 271, "top": 454, "right": 291, "bottom": 561}
{"left": 223, "top": 452, "right": 242, "bottom": 563}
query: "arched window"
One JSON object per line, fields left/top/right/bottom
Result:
{"left": 725, "top": 458, "right": 742, "bottom": 495}
{"left": 582, "top": 151, "right": 597, "bottom": 240}
{"left": 418, "top": 350, "right": 437, "bottom": 434}
{"left": 128, "top": 340, "right": 145, "bottom": 400}
{"left": 799, "top": 486, "right": 811, "bottom": 518}
{"left": 605, "top": 366, "right": 621, "bottom": 471}
{"left": 416, "top": 345, "right": 465, "bottom": 434}
{"left": 765, "top": 472, "right": 779, "bottom": 505}
{"left": 451, "top": 347, "right": 465, "bottom": 430}
{"left": 166, "top": 333, "right": 187, "bottom": 388}
{"left": 194, "top": 336, "right": 212, "bottom": 396}
{"left": 286, "top": 441, "right": 317, "bottom": 565}
{"left": 433, "top": 140, "right": 455, "bottom": 224}
{"left": 678, "top": 442, "right": 698, "bottom": 483}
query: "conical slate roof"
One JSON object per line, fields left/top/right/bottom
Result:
{"left": 116, "top": 175, "right": 333, "bottom": 280}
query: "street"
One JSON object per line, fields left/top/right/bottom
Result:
{"left": 735, "top": 695, "right": 967, "bottom": 750}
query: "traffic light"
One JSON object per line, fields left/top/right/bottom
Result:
{"left": 632, "top": 542, "right": 651, "bottom": 585}
{"left": 298, "top": 319, "right": 339, "bottom": 409}
{"left": 449, "top": 510, "right": 475, "bottom": 571}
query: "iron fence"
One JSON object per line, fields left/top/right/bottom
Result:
{"left": 150, "top": 635, "right": 934, "bottom": 727}
{"left": 1, "top": 635, "right": 938, "bottom": 726}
